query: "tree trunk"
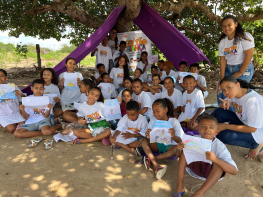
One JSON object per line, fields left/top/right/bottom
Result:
{"left": 36, "top": 44, "right": 41, "bottom": 72}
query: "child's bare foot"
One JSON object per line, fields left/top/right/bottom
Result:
{"left": 192, "top": 189, "right": 204, "bottom": 197}
{"left": 245, "top": 146, "right": 263, "bottom": 162}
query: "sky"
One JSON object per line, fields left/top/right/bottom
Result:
{"left": 0, "top": 30, "right": 71, "bottom": 50}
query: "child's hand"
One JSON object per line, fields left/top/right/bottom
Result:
{"left": 150, "top": 88, "right": 155, "bottom": 95}
{"left": 195, "top": 79, "right": 199, "bottom": 85}
{"left": 53, "top": 97, "right": 60, "bottom": 103}
{"left": 159, "top": 72, "right": 163, "bottom": 77}
{"left": 77, "top": 78, "right": 81, "bottom": 86}
{"left": 187, "top": 119, "right": 195, "bottom": 128}
{"left": 219, "top": 97, "right": 230, "bottom": 110}
{"left": 14, "top": 90, "right": 22, "bottom": 96}
{"left": 98, "top": 86, "right": 102, "bottom": 89}
{"left": 78, "top": 117, "right": 86, "bottom": 125}
{"left": 119, "top": 83, "right": 124, "bottom": 87}
{"left": 181, "top": 105, "right": 186, "bottom": 113}
{"left": 121, "top": 132, "right": 133, "bottom": 139}
{"left": 155, "top": 89, "right": 160, "bottom": 93}
{"left": 218, "top": 123, "right": 227, "bottom": 132}
{"left": 177, "top": 75, "right": 181, "bottom": 81}
{"left": 110, "top": 136, "right": 116, "bottom": 145}
{"left": 205, "top": 151, "right": 218, "bottom": 162}
{"left": 177, "top": 142, "right": 185, "bottom": 150}
{"left": 94, "top": 48, "right": 98, "bottom": 52}
{"left": 47, "top": 103, "right": 53, "bottom": 110}
{"left": 60, "top": 78, "right": 65, "bottom": 86}
{"left": 117, "top": 96, "right": 122, "bottom": 103}
{"left": 19, "top": 104, "right": 25, "bottom": 111}
{"left": 168, "top": 128, "right": 176, "bottom": 138}
{"left": 145, "top": 129, "right": 151, "bottom": 139}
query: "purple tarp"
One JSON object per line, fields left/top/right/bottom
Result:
{"left": 22, "top": 2, "right": 210, "bottom": 94}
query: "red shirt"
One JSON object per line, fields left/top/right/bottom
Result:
{"left": 120, "top": 102, "right": 127, "bottom": 116}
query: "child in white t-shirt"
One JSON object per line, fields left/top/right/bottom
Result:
{"left": 175, "top": 61, "right": 188, "bottom": 92}
{"left": 73, "top": 87, "right": 111, "bottom": 144}
{"left": 133, "top": 68, "right": 144, "bottom": 82}
{"left": 162, "top": 77, "right": 183, "bottom": 116}
{"left": 137, "top": 51, "right": 151, "bottom": 82}
{"left": 172, "top": 116, "right": 237, "bottom": 197}
{"left": 112, "top": 41, "right": 129, "bottom": 65}
{"left": 79, "top": 79, "right": 94, "bottom": 103}
{"left": 110, "top": 101, "right": 148, "bottom": 155}
{"left": 146, "top": 65, "right": 159, "bottom": 84}
{"left": 94, "top": 63, "right": 106, "bottom": 86}
{"left": 14, "top": 79, "right": 62, "bottom": 138}
{"left": 160, "top": 60, "right": 179, "bottom": 82}
{"left": 98, "top": 73, "right": 117, "bottom": 99}
{"left": 143, "top": 74, "right": 163, "bottom": 104}
{"left": 110, "top": 56, "right": 130, "bottom": 93}
{"left": 117, "top": 77, "right": 133, "bottom": 100}
{"left": 178, "top": 75, "right": 205, "bottom": 131}
{"left": 0, "top": 69, "right": 25, "bottom": 133}
{"left": 132, "top": 78, "right": 153, "bottom": 121}
{"left": 58, "top": 57, "right": 83, "bottom": 123}
{"left": 91, "top": 36, "right": 112, "bottom": 73}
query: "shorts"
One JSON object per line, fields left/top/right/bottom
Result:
{"left": 187, "top": 161, "right": 226, "bottom": 179}
{"left": 19, "top": 119, "right": 51, "bottom": 131}
{"left": 61, "top": 103, "right": 75, "bottom": 111}
{"left": 157, "top": 143, "right": 171, "bottom": 153}
{"left": 87, "top": 120, "right": 110, "bottom": 137}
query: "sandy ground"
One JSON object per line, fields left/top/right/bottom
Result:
{"left": 0, "top": 76, "right": 263, "bottom": 197}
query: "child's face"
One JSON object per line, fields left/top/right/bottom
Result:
{"left": 141, "top": 53, "right": 147, "bottom": 62}
{"left": 102, "top": 74, "right": 111, "bottom": 83}
{"left": 183, "top": 78, "right": 196, "bottom": 92}
{"left": 179, "top": 64, "right": 187, "bottom": 72}
{"left": 220, "top": 81, "right": 239, "bottom": 99}
{"left": 118, "top": 57, "right": 125, "bottom": 67}
{"left": 80, "top": 82, "right": 90, "bottom": 94}
{"left": 127, "top": 109, "right": 139, "bottom": 121}
{"left": 66, "top": 59, "right": 76, "bottom": 72}
{"left": 0, "top": 71, "right": 7, "bottom": 84}
{"left": 102, "top": 36, "right": 109, "bottom": 45}
{"left": 151, "top": 68, "right": 158, "bottom": 75}
{"left": 134, "top": 69, "right": 141, "bottom": 78}
{"left": 43, "top": 70, "right": 52, "bottom": 83}
{"left": 152, "top": 103, "right": 168, "bottom": 120}
{"left": 163, "top": 64, "right": 170, "bottom": 71}
{"left": 132, "top": 81, "right": 142, "bottom": 95}
{"left": 152, "top": 76, "right": 161, "bottom": 86}
{"left": 31, "top": 83, "right": 45, "bottom": 96}
{"left": 157, "top": 62, "right": 164, "bottom": 71}
{"left": 122, "top": 91, "right": 132, "bottom": 103}
{"left": 87, "top": 89, "right": 101, "bottom": 104}
{"left": 119, "top": 44, "right": 126, "bottom": 52}
{"left": 189, "top": 66, "right": 199, "bottom": 73}
{"left": 98, "top": 65, "right": 105, "bottom": 73}
{"left": 198, "top": 119, "right": 219, "bottom": 140}
{"left": 163, "top": 78, "right": 174, "bottom": 90}
{"left": 124, "top": 79, "right": 132, "bottom": 90}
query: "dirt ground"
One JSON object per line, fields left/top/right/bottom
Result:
{"left": 0, "top": 72, "right": 263, "bottom": 197}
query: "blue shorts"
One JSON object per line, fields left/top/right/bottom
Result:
{"left": 19, "top": 119, "right": 51, "bottom": 131}
{"left": 157, "top": 143, "right": 171, "bottom": 153}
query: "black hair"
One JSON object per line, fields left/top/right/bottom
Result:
{"left": 158, "top": 60, "right": 164, "bottom": 63}
{"left": 115, "top": 56, "right": 130, "bottom": 79}
{"left": 139, "top": 51, "right": 148, "bottom": 62}
{"left": 164, "top": 76, "right": 175, "bottom": 83}
{"left": 153, "top": 98, "right": 174, "bottom": 118}
{"left": 183, "top": 75, "right": 195, "bottom": 82}
{"left": 122, "top": 89, "right": 132, "bottom": 97}
{"left": 65, "top": 57, "right": 76, "bottom": 64}
{"left": 133, "top": 78, "right": 143, "bottom": 85}
{"left": 189, "top": 63, "right": 200, "bottom": 70}
{"left": 82, "top": 79, "right": 95, "bottom": 89}
{"left": 126, "top": 100, "right": 140, "bottom": 112}
{"left": 135, "top": 68, "right": 143, "bottom": 74}
{"left": 96, "top": 63, "right": 105, "bottom": 70}
{"left": 220, "top": 76, "right": 255, "bottom": 89}
{"left": 218, "top": 15, "right": 251, "bottom": 45}
{"left": 0, "top": 69, "right": 7, "bottom": 76}
{"left": 40, "top": 68, "right": 59, "bottom": 85}
{"left": 179, "top": 61, "right": 187, "bottom": 67}
{"left": 120, "top": 41, "right": 126, "bottom": 46}
{"left": 152, "top": 74, "right": 161, "bottom": 80}
{"left": 32, "top": 79, "right": 45, "bottom": 87}
{"left": 123, "top": 76, "right": 133, "bottom": 83}
{"left": 198, "top": 115, "right": 218, "bottom": 126}
{"left": 88, "top": 87, "right": 104, "bottom": 103}
{"left": 101, "top": 72, "right": 109, "bottom": 80}
{"left": 151, "top": 65, "right": 158, "bottom": 70}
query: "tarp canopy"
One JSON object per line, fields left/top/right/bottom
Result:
{"left": 22, "top": 2, "right": 210, "bottom": 94}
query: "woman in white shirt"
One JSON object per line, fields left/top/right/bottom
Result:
{"left": 217, "top": 15, "right": 255, "bottom": 104}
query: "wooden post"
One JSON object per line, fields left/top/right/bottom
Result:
{"left": 36, "top": 44, "right": 41, "bottom": 71}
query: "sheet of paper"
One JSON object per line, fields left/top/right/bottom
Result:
{"left": 147, "top": 54, "right": 158, "bottom": 65}
{"left": 43, "top": 94, "right": 58, "bottom": 106}
{"left": 74, "top": 102, "right": 81, "bottom": 110}
{"left": 0, "top": 91, "right": 16, "bottom": 100}
{"left": 64, "top": 73, "right": 78, "bottom": 91}
{"left": 53, "top": 132, "right": 77, "bottom": 142}
{"left": 115, "top": 130, "right": 137, "bottom": 145}
{"left": 104, "top": 99, "right": 122, "bottom": 121}
{"left": 22, "top": 96, "right": 49, "bottom": 110}
{"left": 178, "top": 103, "right": 193, "bottom": 122}
{"left": 179, "top": 72, "right": 198, "bottom": 83}
{"left": 99, "top": 83, "right": 112, "bottom": 99}
{"left": 0, "top": 83, "right": 15, "bottom": 98}
{"left": 182, "top": 134, "right": 212, "bottom": 164}
{"left": 150, "top": 120, "right": 172, "bottom": 145}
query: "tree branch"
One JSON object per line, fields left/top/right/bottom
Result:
{"left": 237, "top": 12, "right": 263, "bottom": 22}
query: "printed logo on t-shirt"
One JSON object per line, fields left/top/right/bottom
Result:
{"left": 33, "top": 109, "right": 46, "bottom": 115}
{"left": 137, "top": 102, "right": 142, "bottom": 109}
{"left": 186, "top": 99, "right": 192, "bottom": 104}
{"left": 100, "top": 50, "right": 108, "bottom": 57}
{"left": 86, "top": 111, "right": 101, "bottom": 122}
{"left": 117, "top": 73, "right": 124, "bottom": 79}
{"left": 224, "top": 46, "right": 237, "bottom": 56}
{"left": 128, "top": 127, "right": 140, "bottom": 134}
{"left": 232, "top": 102, "right": 243, "bottom": 117}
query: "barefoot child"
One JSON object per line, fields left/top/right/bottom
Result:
{"left": 110, "top": 101, "right": 148, "bottom": 155}
{"left": 0, "top": 69, "right": 25, "bottom": 133}
{"left": 172, "top": 115, "right": 238, "bottom": 197}
{"left": 141, "top": 98, "right": 184, "bottom": 179}
{"left": 14, "top": 79, "right": 62, "bottom": 138}
{"left": 73, "top": 87, "right": 111, "bottom": 144}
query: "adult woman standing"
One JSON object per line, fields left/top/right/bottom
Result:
{"left": 108, "top": 28, "right": 118, "bottom": 70}
{"left": 217, "top": 15, "right": 255, "bottom": 103}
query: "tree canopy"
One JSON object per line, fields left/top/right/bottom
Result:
{"left": 1, "top": 0, "right": 263, "bottom": 66}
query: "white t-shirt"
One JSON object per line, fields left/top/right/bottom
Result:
{"left": 148, "top": 117, "right": 184, "bottom": 145}
{"left": 137, "top": 61, "right": 151, "bottom": 82}
{"left": 107, "top": 39, "right": 118, "bottom": 55}
{"left": 0, "top": 85, "right": 25, "bottom": 127}
{"left": 218, "top": 32, "right": 254, "bottom": 65}
{"left": 44, "top": 83, "right": 60, "bottom": 98}
{"left": 186, "top": 137, "right": 238, "bottom": 181}
{"left": 98, "top": 83, "right": 117, "bottom": 99}
{"left": 110, "top": 67, "right": 125, "bottom": 89}
{"left": 95, "top": 44, "right": 112, "bottom": 72}
{"left": 94, "top": 72, "right": 100, "bottom": 80}
{"left": 132, "top": 91, "right": 153, "bottom": 118}
{"left": 80, "top": 93, "right": 88, "bottom": 103}
{"left": 112, "top": 50, "right": 129, "bottom": 65}
{"left": 160, "top": 70, "right": 179, "bottom": 81}
{"left": 24, "top": 95, "right": 52, "bottom": 125}
{"left": 161, "top": 88, "right": 183, "bottom": 109}
{"left": 229, "top": 90, "right": 263, "bottom": 144}
{"left": 77, "top": 101, "right": 105, "bottom": 123}
{"left": 58, "top": 72, "right": 83, "bottom": 104}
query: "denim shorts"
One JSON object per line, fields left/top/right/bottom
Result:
{"left": 19, "top": 119, "right": 51, "bottom": 131}
{"left": 225, "top": 62, "right": 254, "bottom": 82}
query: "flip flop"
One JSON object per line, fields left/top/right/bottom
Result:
{"left": 102, "top": 137, "right": 110, "bottom": 146}
{"left": 245, "top": 147, "right": 263, "bottom": 161}
{"left": 155, "top": 165, "right": 167, "bottom": 180}
{"left": 143, "top": 156, "right": 151, "bottom": 170}
{"left": 72, "top": 137, "right": 82, "bottom": 144}
{"left": 28, "top": 138, "right": 43, "bottom": 148}
{"left": 172, "top": 191, "right": 185, "bottom": 197}
{"left": 43, "top": 139, "right": 53, "bottom": 150}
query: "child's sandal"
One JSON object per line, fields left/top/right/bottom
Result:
{"left": 172, "top": 191, "right": 185, "bottom": 197}
{"left": 155, "top": 165, "right": 167, "bottom": 180}
{"left": 28, "top": 138, "right": 43, "bottom": 148}
{"left": 72, "top": 137, "right": 82, "bottom": 144}
{"left": 43, "top": 139, "right": 53, "bottom": 150}
{"left": 143, "top": 156, "right": 151, "bottom": 170}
